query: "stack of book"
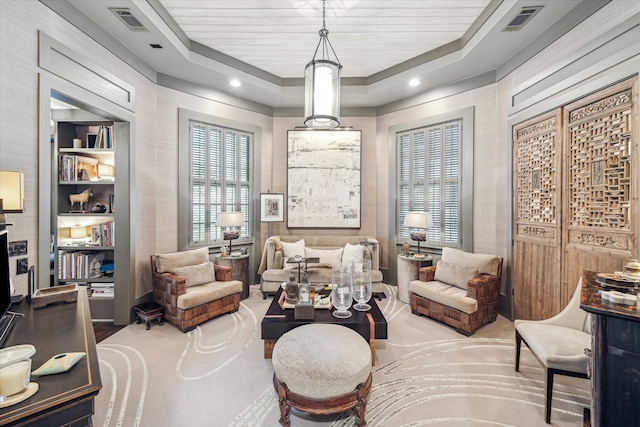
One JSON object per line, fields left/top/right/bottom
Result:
{"left": 88, "top": 282, "right": 114, "bottom": 298}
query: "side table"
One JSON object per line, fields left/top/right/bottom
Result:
{"left": 396, "top": 254, "right": 433, "bottom": 303}
{"left": 134, "top": 302, "right": 165, "bottom": 330}
{"left": 215, "top": 253, "right": 250, "bottom": 299}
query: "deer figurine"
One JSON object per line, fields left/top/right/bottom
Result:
{"left": 69, "top": 188, "right": 93, "bottom": 211}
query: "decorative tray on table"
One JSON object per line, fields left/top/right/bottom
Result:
{"left": 596, "top": 272, "right": 640, "bottom": 291}
{"left": 277, "top": 291, "right": 332, "bottom": 310}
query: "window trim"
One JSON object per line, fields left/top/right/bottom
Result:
{"left": 388, "top": 107, "right": 474, "bottom": 254}
{"left": 178, "top": 108, "right": 262, "bottom": 251}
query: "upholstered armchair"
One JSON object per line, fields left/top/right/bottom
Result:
{"left": 515, "top": 277, "right": 590, "bottom": 423}
{"left": 151, "top": 247, "right": 243, "bottom": 332}
{"left": 409, "top": 248, "right": 503, "bottom": 335}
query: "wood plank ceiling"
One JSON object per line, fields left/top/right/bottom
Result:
{"left": 159, "top": 0, "right": 491, "bottom": 78}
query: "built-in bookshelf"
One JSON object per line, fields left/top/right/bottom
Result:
{"left": 52, "top": 120, "right": 124, "bottom": 322}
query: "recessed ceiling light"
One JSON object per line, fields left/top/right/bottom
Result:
{"left": 409, "top": 79, "right": 420, "bottom": 87}
{"left": 230, "top": 80, "right": 241, "bottom": 87}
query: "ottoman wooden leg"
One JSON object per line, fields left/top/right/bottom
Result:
{"left": 353, "top": 381, "right": 369, "bottom": 426}
{"left": 274, "top": 374, "right": 291, "bottom": 427}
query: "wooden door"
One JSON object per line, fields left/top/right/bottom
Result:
{"left": 513, "top": 77, "right": 637, "bottom": 320}
{"left": 562, "top": 78, "right": 637, "bottom": 301}
{"left": 513, "top": 110, "right": 563, "bottom": 320}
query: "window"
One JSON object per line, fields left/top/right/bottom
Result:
{"left": 189, "top": 121, "right": 253, "bottom": 246}
{"left": 397, "top": 119, "right": 463, "bottom": 248}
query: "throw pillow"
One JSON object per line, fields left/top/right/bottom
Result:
{"left": 155, "top": 247, "right": 209, "bottom": 273}
{"left": 433, "top": 260, "right": 479, "bottom": 290}
{"left": 305, "top": 247, "right": 344, "bottom": 268}
{"left": 172, "top": 261, "right": 216, "bottom": 287}
{"left": 342, "top": 242, "right": 365, "bottom": 266}
{"left": 441, "top": 247, "right": 501, "bottom": 275}
{"left": 281, "top": 239, "right": 305, "bottom": 269}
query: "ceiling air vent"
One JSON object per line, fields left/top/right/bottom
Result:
{"left": 109, "top": 8, "right": 149, "bottom": 32}
{"left": 502, "top": 6, "right": 543, "bottom": 32}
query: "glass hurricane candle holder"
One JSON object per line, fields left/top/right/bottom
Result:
{"left": 352, "top": 259, "right": 372, "bottom": 311}
{"left": 331, "top": 264, "right": 353, "bottom": 318}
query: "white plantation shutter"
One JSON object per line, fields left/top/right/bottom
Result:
{"left": 397, "top": 119, "right": 462, "bottom": 248}
{"left": 397, "top": 133, "right": 411, "bottom": 235}
{"left": 189, "top": 120, "right": 253, "bottom": 246}
{"left": 191, "top": 123, "right": 207, "bottom": 244}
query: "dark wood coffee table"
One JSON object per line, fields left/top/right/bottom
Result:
{"left": 261, "top": 287, "right": 388, "bottom": 364}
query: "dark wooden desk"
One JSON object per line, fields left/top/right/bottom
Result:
{"left": 580, "top": 270, "right": 640, "bottom": 427}
{"left": 0, "top": 288, "right": 101, "bottom": 427}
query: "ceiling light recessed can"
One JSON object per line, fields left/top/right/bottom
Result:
{"left": 409, "top": 78, "right": 420, "bottom": 87}
{"left": 230, "top": 79, "right": 241, "bottom": 87}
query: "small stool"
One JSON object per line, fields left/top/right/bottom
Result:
{"left": 134, "top": 302, "right": 164, "bottom": 330}
{"left": 272, "top": 324, "right": 372, "bottom": 426}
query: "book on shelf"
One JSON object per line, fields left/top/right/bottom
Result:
{"left": 59, "top": 154, "right": 99, "bottom": 181}
{"left": 94, "top": 125, "right": 114, "bottom": 149}
{"left": 89, "top": 221, "right": 115, "bottom": 246}
{"left": 88, "top": 282, "right": 114, "bottom": 298}
{"left": 58, "top": 250, "right": 109, "bottom": 280}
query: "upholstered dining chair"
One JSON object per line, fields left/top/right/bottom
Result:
{"left": 514, "top": 277, "right": 591, "bottom": 424}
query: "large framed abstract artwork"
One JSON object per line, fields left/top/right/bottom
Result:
{"left": 287, "top": 129, "right": 361, "bottom": 228}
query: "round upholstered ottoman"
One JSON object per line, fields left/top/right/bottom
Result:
{"left": 272, "top": 323, "right": 372, "bottom": 426}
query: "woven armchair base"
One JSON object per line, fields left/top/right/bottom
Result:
{"left": 410, "top": 293, "right": 497, "bottom": 336}
{"left": 153, "top": 291, "right": 240, "bottom": 332}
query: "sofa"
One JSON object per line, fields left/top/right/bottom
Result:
{"left": 151, "top": 247, "right": 243, "bottom": 332}
{"left": 408, "top": 248, "right": 503, "bottom": 335}
{"left": 258, "top": 236, "right": 383, "bottom": 299}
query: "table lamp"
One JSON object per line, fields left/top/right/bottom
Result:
{"left": 0, "top": 170, "right": 25, "bottom": 230}
{"left": 403, "top": 212, "right": 432, "bottom": 255}
{"left": 217, "top": 212, "right": 245, "bottom": 253}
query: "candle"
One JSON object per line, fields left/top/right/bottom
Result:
{"left": 0, "top": 359, "right": 31, "bottom": 397}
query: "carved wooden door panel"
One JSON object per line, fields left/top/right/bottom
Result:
{"left": 513, "top": 110, "right": 563, "bottom": 320}
{"left": 513, "top": 77, "right": 637, "bottom": 320}
{"left": 562, "top": 78, "right": 637, "bottom": 301}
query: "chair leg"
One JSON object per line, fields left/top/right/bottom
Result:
{"left": 515, "top": 330, "right": 522, "bottom": 372}
{"left": 545, "top": 368, "right": 554, "bottom": 424}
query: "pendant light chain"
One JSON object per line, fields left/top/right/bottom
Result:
{"left": 322, "top": 0, "right": 326, "bottom": 31}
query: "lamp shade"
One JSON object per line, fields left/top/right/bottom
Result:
{"left": 217, "top": 212, "right": 245, "bottom": 228}
{"left": 404, "top": 212, "right": 433, "bottom": 229}
{"left": 0, "top": 170, "right": 24, "bottom": 213}
{"left": 304, "top": 59, "right": 341, "bottom": 128}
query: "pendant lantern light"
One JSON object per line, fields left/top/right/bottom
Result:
{"left": 304, "top": 0, "right": 342, "bottom": 128}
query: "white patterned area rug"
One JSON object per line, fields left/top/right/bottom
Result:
{"left": 94, "top": 285, "right": 589, "bottom": 427}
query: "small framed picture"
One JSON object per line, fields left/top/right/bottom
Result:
{"left": 260, "top": 193, "right": 284, "bottom": 222}
{"left": 8, "top": 240, "right": 27, "bottom": 256}
{"left": 87, "top": 133, "right": 98, "bottom": 148}
{"left": 17, "top": 257, "right": 28, "bottom": 275}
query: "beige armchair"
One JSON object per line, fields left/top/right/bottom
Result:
{"left": 151, "top": 247, "right": 243, "bottom": 332}
{"left": 409, "top": 248, "right": 503, "bottom": 335}
{"left": 514, "top": 277, "right": 591, "bottom": 423}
